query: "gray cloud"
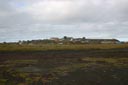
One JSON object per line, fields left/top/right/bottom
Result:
{"left": 0, "top": 0, "right": 128, "bottom": 42}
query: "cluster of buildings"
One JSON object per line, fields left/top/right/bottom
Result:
{"left": 19, "top": 36, "right": 120, "bottom": 45}
{"left": 50, "top": 36, "right": 120, "bottom": 44}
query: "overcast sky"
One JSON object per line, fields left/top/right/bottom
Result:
{"left": 0, "top": 0, "right": 128, "bottom": 42}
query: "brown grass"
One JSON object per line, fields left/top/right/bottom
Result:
{"left": 0, "top": 44, "right": 128, "bottom": 52}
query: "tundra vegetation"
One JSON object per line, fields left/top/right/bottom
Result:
{"left": 0, "top": 43, "right": 128, "bottom": 85}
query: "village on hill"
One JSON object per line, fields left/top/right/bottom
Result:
{"left": 17, "top": 36, "right": 121, "bottom": 45}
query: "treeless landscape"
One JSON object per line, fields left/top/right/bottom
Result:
{"left": 0, "top": 44, "right": 128, "bottom": 85}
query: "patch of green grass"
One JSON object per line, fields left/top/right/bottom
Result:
{"left": 81, "top": 57, "right": 128, "bottom": 67}
{"left": 82, "top": 58, "right": 117, "bottom": 63}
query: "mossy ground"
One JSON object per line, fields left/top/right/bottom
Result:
{"left": 0, "top": 44, "right": 128, "bottom": 85}
{"left": 0, "top": 57, "right": 128, "bottom": 85}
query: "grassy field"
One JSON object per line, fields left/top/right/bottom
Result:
{"left": 0, "top": 43, "right": 128, "bottom": 52}
{"left": 0, "top": 44, "right": 128, "bottom": 85}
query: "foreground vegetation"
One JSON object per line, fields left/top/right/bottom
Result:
{"left": 0, "top": 57, "right": 128, "bottom": 85}
{"left": 0, "top": 44, "right": 128, "bottom": 85}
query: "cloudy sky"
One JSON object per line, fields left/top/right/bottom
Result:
{"left": 0, "top": 0, "right": 128, "bottom": 42}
